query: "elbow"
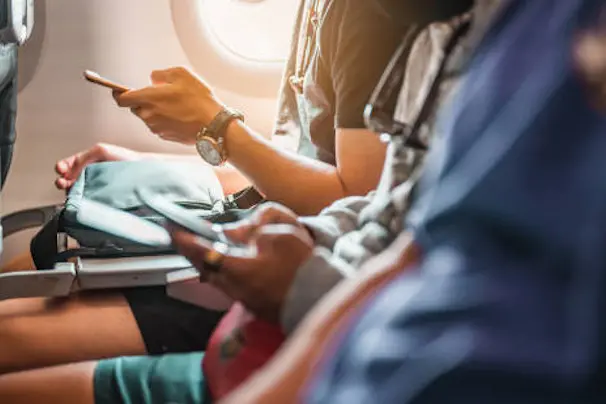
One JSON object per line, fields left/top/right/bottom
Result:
{"left": 338, "top": 172, "right": 381, "bottom": 198}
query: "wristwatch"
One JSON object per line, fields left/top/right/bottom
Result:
{"left": 195, "top": 107, "right": 244, "bottom": 166}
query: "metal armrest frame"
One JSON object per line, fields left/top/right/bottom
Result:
{"left": 0, "top": 208, "right": 232, "bottom": 309}
{"left": 0, "top": 257, "right": 202, "bottom": 301}
{"left": 1, "top": 204, "right": 61, "bottom": 238}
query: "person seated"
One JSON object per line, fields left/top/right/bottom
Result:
{"left": 5, "top": 0, "right": 414, "bottom": 275}
{"left": 54, "top": 0, "right": 414, "bottom": 216}
{"left": 0, "top": 0, "right": 413, "bottom": 373}
{"left": 210, "top": 1, "right": 606, "bottom": 403}
{"left": 0, "top": 1, "right": 479, "bottom": 403}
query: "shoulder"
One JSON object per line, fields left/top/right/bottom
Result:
{"left": 322, "top": 0, "right": 410, "bottom": 33}
{"left": 322, "top": 0, "right": 475, "bottom": 31}
{"left": 319, "top": 0, "right": 411, "bottom": 61}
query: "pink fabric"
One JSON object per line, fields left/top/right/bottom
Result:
{"left": 203, "top": 302, "right": 285, "bottom": 400}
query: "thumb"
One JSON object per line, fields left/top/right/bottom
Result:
{"left": 255, "top": 224, "right": 313, "bottom": 258}
{"left": 170, "top": 227, "right": 211, "bottom": 270}
{"left": 222, "top": 219, "right": 257, "bottom": 245}
{"left": 151, "top": 67, "right": 186, "bottom": 85}
{"left": 253, "top": 202, "right": 299, "bottom": 227}
{"left": 150, "top": 69, "right": 170, "bottom": 85}
{"left": 221, "top": 201, "right": 299, "bottom": 245}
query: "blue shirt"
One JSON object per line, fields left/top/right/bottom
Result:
{"left": 306, "top": 1, "right": 606, "bottom": 403}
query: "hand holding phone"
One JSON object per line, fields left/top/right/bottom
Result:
{"left": 83, "top": 70, "right": 130, "bottom": 93}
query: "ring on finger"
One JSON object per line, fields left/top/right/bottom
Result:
{"left": 203, "top": 241, "right": 229, "bottom": 273}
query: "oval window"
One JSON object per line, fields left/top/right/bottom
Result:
{"left": 171, "top": 0, "right": 300, "bottom": 99}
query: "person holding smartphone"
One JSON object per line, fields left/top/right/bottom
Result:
{"left": 218, "top": 2, "right": 606, "bottom": 403}
{"left": 56, "top": 0, "right": 411, "bottom": 215}
{"left": 0, "top": 2, "right": 479, "bottom": 403}
{"left": 0, "top": 0, "right": 422, "bottom": 376}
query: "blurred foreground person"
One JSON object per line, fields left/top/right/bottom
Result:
{"left": 222, "top": 1, "right": 606, "bottom": 403}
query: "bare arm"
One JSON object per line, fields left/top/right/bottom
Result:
{"left": 139, "top": 123, "right": 386, "bottom": 214}
{"left": 55, "top": 143, "right": 247, "bottom": 196}
{"left": 221, "top": 232, "right": 419, "bottom": 404}
{"left": 114, "top": 0, "right": 399, "bottom": 214}
{"left": 224, "top": 122, "right": 386, "bottom": 215}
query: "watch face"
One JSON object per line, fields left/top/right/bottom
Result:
{"left": 196, "top": 139, "right": 223, "bottom": 166}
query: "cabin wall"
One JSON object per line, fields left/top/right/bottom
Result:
{"left": 2, "top": 0, "right": 279, "bottom": 262}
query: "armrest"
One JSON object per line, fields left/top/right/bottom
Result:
{"left": 0, "top": 254, "right": 232, "bottom": 311}
{"left": 1, "top": 204, "right": 61, "bottom": 238}
{"left": 0, "top": 262, "right": 75, "bottom": 300}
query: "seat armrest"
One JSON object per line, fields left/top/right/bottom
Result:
{"left": 0, "top": 262, "right": 75, "bottom": 300}
{"left": 1, "top": 204, "right": 61, "bottom": 238}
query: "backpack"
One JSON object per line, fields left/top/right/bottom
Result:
{"left": 29, "top": 161, "right": 263, "bottom": 270}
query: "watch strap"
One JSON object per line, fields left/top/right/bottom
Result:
{"left": 198, "top": 108, "right": 244, "bottom": 142}
{"left": 196, "top": 107, "right": 244, "bottom": 163}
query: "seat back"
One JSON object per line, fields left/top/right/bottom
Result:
{"left": 0, "top": 0, "right": 34, "bottom": 189}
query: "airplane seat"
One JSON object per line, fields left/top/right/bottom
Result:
{"left": 0, "top": 49, "right": 17, "bottom": 190}
{"left": 0, "top": 0, "right": 34, "bottom": 188}
{"left": 0, "top": 0, "right": 39, "bottom": 245}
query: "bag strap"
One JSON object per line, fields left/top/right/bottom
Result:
{"left": 224, "top": 186, "right": 265, "bottom": 210}
{"left": 30, "top": 212, "right": 64, "bottom": 270}
{"left": 405, "top": 14, "right": 472, "bottom": 149}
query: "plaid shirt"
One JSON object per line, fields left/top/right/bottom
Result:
{"left": 281, "top": 1, "right": 505, "bottom": 333}
{"left": 282, "top": 20, "right": 464, "bottom": 333}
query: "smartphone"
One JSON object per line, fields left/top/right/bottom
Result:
{"left": 83, "top": 70, "right": 130, "bottom": 93}
{"left": 135, "top": 188, "right": 238, "bottom": 246}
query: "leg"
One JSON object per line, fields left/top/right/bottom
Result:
{"left": 0, "top": 291, "right": 146, "bottom": 374}
{"left": 0, "top": 353, "right": 209, "bottom": 404}
{"left": 2, "top": 250, "right": 35, "bottom": 272}
{"left": 0, "top": 287, "right": 225, "bottom": 374}
{"left": 0, "top": 361, "right": 96, "bottom": 404}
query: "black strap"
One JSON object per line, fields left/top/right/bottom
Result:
{"left": 225, "top": 186, "right": 265, "bottom": 210}
{"left": 30, "top": 212, "right": 63, "bottom": 270}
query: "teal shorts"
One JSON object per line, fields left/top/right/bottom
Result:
{"left": 94, "top": 352, "right": 211, "bottom": 404}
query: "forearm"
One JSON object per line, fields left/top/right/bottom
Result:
{"left": 224, "top": 121, "right": 348, "bottom": 215}
{"left": 213, "top": 165, "right": 251, "bottom": 196}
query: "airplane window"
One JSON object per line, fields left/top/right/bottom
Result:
{"left": 203, "top": 0, "right": 298, "bottom": 63}
{"left": 171, "top": 0, "right": 299, "bottom": 99}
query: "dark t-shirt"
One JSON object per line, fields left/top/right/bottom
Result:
{"left": 274, "top": 0, "right": 410, "bottom": 164}
{"left": 275, "top": 0, "right": 473, "bottom": 164}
